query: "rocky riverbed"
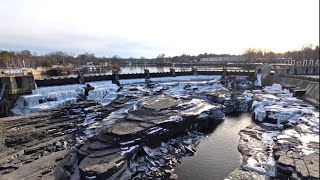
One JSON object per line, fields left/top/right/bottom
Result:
{"left": 0, "top": 76, "right": 319, "bottom": 180}
{"left": 227, "top": 84, "right": 319, "bottom": 180}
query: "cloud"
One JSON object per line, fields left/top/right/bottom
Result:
{"left": 0, "top": 0, "right": 319, "bottom": 57}
{"left": 0, "top": 31, "right": 161, "bottom": 57}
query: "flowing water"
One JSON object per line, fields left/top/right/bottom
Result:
{"left": 175, "top": 113, "right": 255, "bottom": 180}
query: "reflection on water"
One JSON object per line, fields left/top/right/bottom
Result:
{"left": 175, "top": 113, "right": 254, "bottom": 180}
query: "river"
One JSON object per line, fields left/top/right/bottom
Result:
{"left": 175, "top": 113, "right": 255, "bottom": 180}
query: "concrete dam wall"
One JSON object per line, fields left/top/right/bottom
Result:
{"left": 35, "top": 70, "right": 255, "bottom": 87}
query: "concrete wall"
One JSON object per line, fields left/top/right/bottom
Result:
{"left": 255, "top": 64, "right": 271, "bottom": 80}
{"left": 0, "top": 75, "right": 35, "bottom": 94}
{"left": 276, "top": 66, "right": 320, "bottom": 76}
{"left": 263, "top": 74, "right": 319, "bottom": 107}
{"left": 0, "top": 75, "right": 34, "bottom": 117}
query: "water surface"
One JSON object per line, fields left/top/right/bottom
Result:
{"left": 175, "top": 113, "right": 254, "bottom": 180}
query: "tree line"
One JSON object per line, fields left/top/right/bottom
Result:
{"left": 243, "top": 44, "right": 319, "bottom": 63}
{"left": 0, "top": 50, "right": 235, "bottom": 68}
{"left": 0, "top": 44, "right": 319, "bottom": 68}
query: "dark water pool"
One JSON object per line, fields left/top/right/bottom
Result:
{"left": 175, "top": 113, "right": 254, "bottom": 180}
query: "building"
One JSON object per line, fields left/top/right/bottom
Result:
{"left": 199, "top": 56, "right": 245, "bottom": 63}
{"left": 85, "top": 62, "right": 96, "bottom": 71}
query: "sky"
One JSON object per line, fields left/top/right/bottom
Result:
{"left": 0, "top": 0, "right": 319, "bottom": 58}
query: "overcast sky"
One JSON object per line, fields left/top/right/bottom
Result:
{"left": 0, "top": 0, "right": 319, "bottom": 58}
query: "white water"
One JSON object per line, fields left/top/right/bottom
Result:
{"left": 254, "top": 74, "right": 262, "bottom": 86}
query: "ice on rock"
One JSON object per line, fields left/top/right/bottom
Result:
{"left": 121, "top": 145, "right": 140, "bottom": 155}
{"left": 254, "top": 107, "right": 267, "bottom": 122}
{"left": 12, "top": 76, "right": 222, "bottom": 115}
{"left": 300, "top": 147, "right": 315, "bottom": 156}
{"left": 251, "top": 83, "right": 316, "bottom": 127}
{"left": 254, "top": 74, "right": 262, "bottom": 86}
{"left": 146, "top": 127, "right": 168, "bottom": 134}
{"left": 254, "top": 103, "right": 314, "bottom": 126}
{"left": 262, "top": 123, "right": 280, "bottom": 128}
{"left": 159, "top": 115, "right": 183, "bottom": 124}
{"left": 180, "top": 98, "right": 224, "bottom": 120}
{"left": 87, "top": 87, "right": 117, "bottom": 106}
{"left": 270, "top": 84, "right": 282, "bottom": 91}
{"left": 120, "top": 75, "right": 221, "bottom": 85}
{"left": 86, "top": 82, "right": 118, "bottom": 105}
{"left": 265, "top": 157, "right": 276, "bottom": 177}
{"left": 120, "top": 138, "right": 141, "bottom": 146}
{"left": 102, "top": 101, "right": 137, "bottom": 126}
{"left": 32, "top": 84, "right": 83, "bottom": 94}
{"left": 11, "top": 92, "right": 79, "bottom": 115}
{"left": 238, "top": 83, "right": 319, "bottom": 179}
{"left": 12, "top": 81, "right": 119, "bottom": 115}
{"left": 143, "top": 146, "right": 156, "bottom": 157}
{"left": 151, "top": 75, "right": 221, "bottom": 82}
{"left": 299, "top": 133, "right": 319, "bottom": 145}
{"left": 197, "top": 112, "right": 209, "bottom": 119}
{"left": 262, "top": 83, "right": 293, "bottom": 96}
{"left": 276, "top": 128, "right": 319, "bottom": 157}
{"left": 243, "top": 157, "right": 266, "bottom": 174}
{"left": 181, "top": 99, "right": 214, "bottom": 115}
{"left": 262, "top": 131, "right": 280, "bottom": 143}
{"left": 162, "top": 80, "right": 226, "bottom": 97}
{"left": 299, "top": 115, "right": 320, "bottom": 132}
{"left": 238, "top": 93, "right": 253, "bottom": 111}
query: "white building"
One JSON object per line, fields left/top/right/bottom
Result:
{"left": 199, "top": 56, "right": 245, "bottom": 63}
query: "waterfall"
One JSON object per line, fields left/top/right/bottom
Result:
{"left": 34, "top": 81, "right": 38, "bottom": 89}
{"left": 254, "top": 74, "right": 262, "bottom": 86}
